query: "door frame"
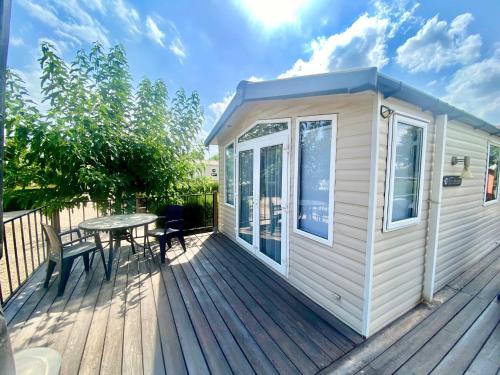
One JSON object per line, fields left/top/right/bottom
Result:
{"left": 235, "top": 118, "right": 291, "bottom": 276}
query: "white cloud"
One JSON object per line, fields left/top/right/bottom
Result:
{"left": 113, "top": 0, "right": 140, "bottom": 34}
{"left": 443, "top": 46, "right": 500, "bottom": 124}
{"left": 373, "top": 0, "right": 421, "bottom": 38}
{"left": 85, "top": 0, "right": 106, "bottom": 14}
{"left": 208, "top": 93, "right": 234, "bottom": 125}
{"left": 205, "top": 76, "right": 266, "bottom": 132}
{"left": 277, "top": 0, "right": 421, "bottom": 79}
{"left": 9, "top": 36, "right": 24, "bottom": 47}
{"left": 279, "top": 14, "right": 390, "bottom": 78}
{"left": 396, "top": 13, "right": 482, "bottom": 73}
{"left": 169, "top": 37, "right": 186, "bottom": 61}
{"left": 146, "top": 16, "right": 166, "bottom": 47}
{"left": 247, "top": 76, "right": 264, "bottom": 82}
{"left": 19, "top": 0, "right": 110, "bottom": 46}
{"left": 146, "top": 16, "right": 187, "bottom": 62}
{"left": 38, "top": 37, "right": 72, "bottom": 55}
{"left": 11, "top": 65, "right": 47, "bottom": 112}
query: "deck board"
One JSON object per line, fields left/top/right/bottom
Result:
{"left": 79, "top": 247, "right": 123, "bottom": 375}
{"left": 320, "top": 245, "right": 500, "bottom": 375}
{"left": 6, "top": 233, "right": 497, "bottom": 375}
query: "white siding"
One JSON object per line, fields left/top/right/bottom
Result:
{"left": 216, "top": 93, "right": 375, "bottom": 333}
{"left": 370, "top": 98, "right": 435, "bottom": 334}
{"left": 434, "top": 121, "right": 500, "bottom": 290}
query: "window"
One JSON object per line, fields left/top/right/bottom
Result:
{"left": 384, "top": 114, "right": 427, "bottom": 230}
{"left": 224, "top": 143, "right": 235, "bottom": 206}
{"left": 295, "top": 115, "right": 336, "bottom": 244}
{"left": 484, "top": 143, "right": 500, "bottom": 204}
{"left": 238, "top": 122, "right": 288, "bottom": 143}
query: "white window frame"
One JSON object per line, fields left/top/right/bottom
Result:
{"left": 383, "top": 113, "right": 428, "bottom": 231}
{"left": 224, "top": 141, "right": 235, "bottom": 207}
{"left": 483, "top": 142, "right": 500, "bottom": 206}
{"left": 293, "top": 114, "right": 337, "bottom": 246}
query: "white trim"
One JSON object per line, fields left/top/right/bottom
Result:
{"left": 361, "top": 93, "right": 380, "bottom": 337}
{"left": 423, "top": 114, "right": 447, "bottom": 303}
{"left": 383, "top": 113, "right": 428, "bottom": 232}
{"left": 293, "top": 114, "right": 337, "bottom": 246}
{"left": 483, "top": 142, "right": 500, "bottom": 205}
{"left": 223, "top": 141, "right": 236, "bottom": 207}
{"left": 235, "top": 117, "right": 292, "bottom": 144}
{"left": 234, "top": 118, "right": 291, "bottom": 276}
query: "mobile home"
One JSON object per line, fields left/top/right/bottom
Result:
{"left": 204, "top": 67, "right": 500, "bottom": 337}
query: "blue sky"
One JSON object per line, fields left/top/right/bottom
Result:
{"left": 8, "top": 0, "right": 500, "bottom": 139}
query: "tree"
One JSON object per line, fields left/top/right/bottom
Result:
{"left": 4, "top": 70, "right": 41, "bottom": 190}
{"left": 4, "top": 42, "right": 205, "bottom": 213}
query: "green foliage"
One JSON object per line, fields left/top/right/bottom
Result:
{"left": 183, "top": 177, "right": 218, "bottom": 194}
{"left": 4, "top": 42, "right": 206, "bottom": 213}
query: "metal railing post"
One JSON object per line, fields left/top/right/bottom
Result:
{"left": 213, "top": 192, "right": 219, "bottom": 233}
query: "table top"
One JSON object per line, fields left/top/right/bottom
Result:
{"left": 79, "top": 213, "right": 158, "bottom": 231}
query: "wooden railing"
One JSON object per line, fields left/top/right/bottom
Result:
{"left": 0, "top": 192, "right": 218, "bottom": 305}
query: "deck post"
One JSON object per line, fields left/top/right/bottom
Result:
{"left": 50, "top": 210, "right": 61, "bottom": 233}
{"left": 213, "top": 192, "right": 219, "bottom": 233}
{"left": 423, "top": 114, "right": 447, "bottom": 303}
{"left": 0, "top": 0, "right": 16, "bottom": 374}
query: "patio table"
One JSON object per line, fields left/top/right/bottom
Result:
{"left": 79, "top": 213, "right": 158, "bottom": 280}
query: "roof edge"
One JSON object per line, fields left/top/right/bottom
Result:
{"left": 204, "top": 68, "right": 499, "bottom": 145}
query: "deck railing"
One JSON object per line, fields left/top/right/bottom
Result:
{"left": 0, "top": 192, "right": 218, "bottom": 305}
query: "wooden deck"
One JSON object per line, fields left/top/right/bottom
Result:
{"left": 322, "top": 245, "right": 500, "bottom": 375}
{"left": 4, "top": 233, "right": 363, "bottom": 375}
{"left": 4, "top": 233, "right": 499, "bottom": 374}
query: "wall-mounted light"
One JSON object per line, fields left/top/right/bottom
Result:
{"left": 380, "top": 105, "right": 394, "bottom": 119}
{"left": 451, "top": 156, "right": 473, "bottom": 179}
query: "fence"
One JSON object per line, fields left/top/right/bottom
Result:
{"left": 0, "top": 192, "right": 218, "bottom": 305}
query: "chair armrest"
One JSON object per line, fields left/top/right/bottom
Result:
{"left": 59, "top": 228, "right": 82, "bottom": 246}
{"left": 62, "top": 233, "right": 95, "bottom": 247}
{"left": 59, "top": 228, "right": 82, "bottom": 239}
{"left": 165, "top": 219, "right": 184, "bottom": 231}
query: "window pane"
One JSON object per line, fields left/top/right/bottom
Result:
{"left": 259, "top": 145, "right": 283, "bottom": 264}
{"left": 391, "top": 122, "right": 423, "bottom": 222}
{"left": 239, "top": 150, "right": 254, "bottom": 244}
{"left": 485, "top": 145, "right": 499, "bottom": 202}
{"left": 297, "top": 120, "right": 332, "bottom": 239}
{"left": 225, "top": 144, "right": 234, "bottom": 205}
{"left": 238, "top": 122, "right": 288, "bottom": 143}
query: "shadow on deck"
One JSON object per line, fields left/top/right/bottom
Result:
{"left": 4, "top": 233, "right": 363, "bottom": 375}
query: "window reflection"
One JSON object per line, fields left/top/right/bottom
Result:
{"left": 238, "top": 150, "right": 254, "bottom": 244}
{"left": 238, "top": 122, "right": 288, "bottom": 143}
{"left": 297, "top": 120, "right": 332, "bottom": 239}
{"left": 225, "top": 143, "right": 234, "bottom": 205}
{"left": 392, "top": 123, "right": 423, "bottom": 221}
{"left": 485, "top": 144, "right": 499, "bottom": 202}
{"left": 259, "top": 144, "right": 283, "bottom": 264}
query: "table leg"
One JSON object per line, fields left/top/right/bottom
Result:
{"left": 107, "top": 231, "right": 113, "bottom": 281}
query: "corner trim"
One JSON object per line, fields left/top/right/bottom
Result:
{"left": 362, "top": 92, "right": 381, "bottom": 337}
{"left": 423, "top": 114, "right": 448, "bottom": 302}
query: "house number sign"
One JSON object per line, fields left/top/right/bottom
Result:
{"left": 443, "top": 176, "right": 462, "bottom": 187}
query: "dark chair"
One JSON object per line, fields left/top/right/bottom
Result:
{"left": 147, "top": 205, "right": 187, "bottom": 263}
{"left": 42, "top": 224, "right": 108, "bottom": 296}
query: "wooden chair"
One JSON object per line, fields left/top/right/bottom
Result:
{"left": 147, "top": 205, "right": 187, "bottom": 263}
{"left": 42, "top": 224, "right": 108, "bottom": 296}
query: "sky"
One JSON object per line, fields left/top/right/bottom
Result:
{"left": 7, "top": 0, "right": 500, "bottom": 144}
